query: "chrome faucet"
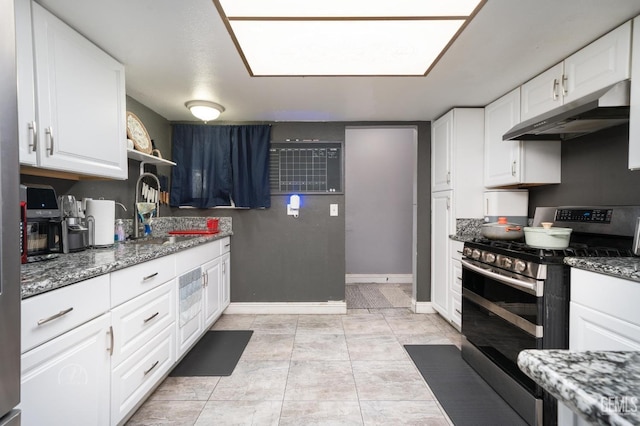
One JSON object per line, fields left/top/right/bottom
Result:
{"left": 133, "top": 172, "right": 161, "bottom": 239}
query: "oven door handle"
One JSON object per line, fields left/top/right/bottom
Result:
{"left": 461, "top": 258, "right": 543, "bottom": 296}
{"left": 462, "top": 288, "right": 543, "bottom": 338}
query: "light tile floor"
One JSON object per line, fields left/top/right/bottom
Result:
{"left": 127, "top": 284, "right": 462, "bottom": 425}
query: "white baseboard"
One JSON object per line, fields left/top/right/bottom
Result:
{"left": 224, "top": 301, "right": 347, "bottom": 315}
{"left": 414, "top": 301, "right": 436, "bottom": 314}
{"left": 345, "top": 274, "right": 413, "bottom": 284}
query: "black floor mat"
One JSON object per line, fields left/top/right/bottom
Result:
{"left": 405, "top": 345, "right": 528, "bottom": 426}
{"left": 170, "top": 330, "right": 253, "bottom": 377}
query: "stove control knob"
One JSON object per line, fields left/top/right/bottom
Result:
{"left": 503, "top": 257, "right": 513, "bottom": 268}
{"left": 472, "top": 249, "right": 481, "bottom": 260}
{"left": 463, "top": 247, "right": 473, "bottom": 257}
{"left": 515, "top": 260, "right": 527, "bottom": 273}
{"left": 485, "top": 253, "right": 496, "bottom": 263}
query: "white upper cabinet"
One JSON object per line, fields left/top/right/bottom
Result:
{"left": 431, "top": 108, "right": 484, "bottom": 218}
{"left": 629, "top": 17, "right": 640, "bottom": 170}
{"left": 521, "top": 21, "right": 631, "bottom": 122}
{"left": 520, "top": 63, "right": 564, "bottom": 122}
{"left": 484, "top": 89, "right": 561, "bottom": 188}
{"left": 431, "top": 110, "right": 453, "bottom": 192}
{"left": 17, "top": 0, "right": 127, "bottom": 179}
{"left": 15, "top": 0, "right": 37, "bottom": 166}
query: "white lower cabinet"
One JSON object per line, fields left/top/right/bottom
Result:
{"left": 110, "top": 281, "right": 176, "bottom": 371}
{"left": 629, "top": 16, "right": 640, "bottom": 170}
{"left": 431, "top": 191, "right": 452, "bottom": 318}
{"left": 20, "top": 237, "right": 232, "bottom": 425}
{"left": 175, "top": 237, "right": 231, "bottom": 359}
{"left": 449, "top": 241, "right": 463, "bottom": 330}
{"left": 558, "top": 268, "right": 640, "bottom": 424}
{"left": 203, "top": 258, "right": 223, "bottom": 328}
{"left": 21, "top": 313, "right": 111, "bottom": 426}
{"left": 111, "top": 324, "right": 175, "bottom": 425}
{"left": 221, "top": 252, "right": 231, "bottom": 307}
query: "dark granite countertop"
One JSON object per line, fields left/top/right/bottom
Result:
{"left": 21, "top": 217, "right": 232, "bottom": 299}
{"left": 565, "top": 257, "right": 640, "bottom": 283}
{"left": 518, "top": 350, "right": 640, "bottom": 426}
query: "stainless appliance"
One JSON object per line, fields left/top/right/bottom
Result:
{"left": 461, "top": 205, "right": 640, "bottom": 426}
{"left": 59, "top": 194, "right": 89, "bottom": 253}
{"left": 20, "top": 184, "right": 64, "bottom": 258}
{"left": 0, "top": 0, "right": 22, "bottom": 422}
{"left": 504, "top": 80, "right": 630, "bottom": 141}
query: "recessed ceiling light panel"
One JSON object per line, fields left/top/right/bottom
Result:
{"left": 214, "top": 0, "right": 485, "bottom": 76}
{"left": 219, "top": 0, "right": 482, "bottom": 18}
{"left": 231, "top": 20, "right": 464, "bottom": 76}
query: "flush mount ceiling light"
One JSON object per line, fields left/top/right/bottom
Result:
{"left": 213, "top": 0, "right": 486, "bottom": 77}
{"left": 185, "top": 100, "right": 225, "bottom": 122}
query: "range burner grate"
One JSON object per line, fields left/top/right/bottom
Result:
{"left": 470, "top": 238, "right": 633, "bottom": 260}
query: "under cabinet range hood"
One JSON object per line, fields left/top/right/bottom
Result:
{"left": 503, "top": 79, "right": 630, "bottom": 141}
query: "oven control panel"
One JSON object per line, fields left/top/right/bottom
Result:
{"left": 555, "top": 208, "right": 613, "bottom": 223}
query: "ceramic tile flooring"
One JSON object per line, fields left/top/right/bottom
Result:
{"left": 127, "top": 286, "right": 462, "bottom": 425}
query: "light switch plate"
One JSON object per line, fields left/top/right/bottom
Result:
{"left": 330, "top": 204, "right": 338, "bottom": 216}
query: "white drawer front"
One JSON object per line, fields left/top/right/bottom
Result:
{"left": 111, "top": 255, "right": 175, "bottom": 307}
{"left": 220, "top": 236, "right": 230, "bottom": 254}
{"left": 450, "top": 240, "right": 464, "bottom": 261}
{"left": 111, "top": 281, "right": 176, "bottom": 367}
{"left": 451, "top": 296, "right": 462, "bottom": 329}
{"left": 111, "top": 324, "right": 175, "bottom": 424}
{"left": 451, "top": 259, "right": 462, "bottom": 294}
{"left": 571, "top": 268, "right": 640, "bottom": 326}
{"left": 22, "top": 274, "right": 110, "bottom": 353}
{"left": 175, "top": 240, "right": 221, "bottom": 275}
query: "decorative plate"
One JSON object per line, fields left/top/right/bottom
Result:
{"left": 126, "top": 112, "right": 152, "bottom": 154}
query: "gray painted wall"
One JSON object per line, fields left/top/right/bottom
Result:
{"left": 529, "top": 124, "right": 640, "bottom": 212}
{"left": 20, "top": 99, "right": 433, "bottom": 304}
{"left": 345, "top": 126, "right": 416, "bottom": 275}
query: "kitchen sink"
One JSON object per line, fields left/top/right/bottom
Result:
{"left": 126, "top": 235, "right": 196, "bottom": 245}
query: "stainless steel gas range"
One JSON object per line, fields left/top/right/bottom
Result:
{"left": 461, "top": 205, "right": 640, "bottom": 426}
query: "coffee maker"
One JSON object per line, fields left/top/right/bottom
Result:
{"left": 58, "top": 195, "right": 89, "bottom": 253}
{"left": 20, "top": 184, "right": 63, "bottom": 259}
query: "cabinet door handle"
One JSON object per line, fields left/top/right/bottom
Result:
{"left": 144, "top": 360, "right": 159, "bottom": 376}
{"left": 224, "top": 243, "right": 230, "bottom": 248}
{"left": 562, "top": 74, "right": 568, "bottom": 96}
{"left": 552, "top": 79, "right": 559, "bottom": 100}
{"left": 455, "top": 308, "right": 462, "bottom": 315}
{"left": 28, "top": 121, "right": 37, "bottom": 152}
{"left": 108, "top": 326, "right": 114, "bottom": 356}
{"left": 446, "top": 197, "right": 450, "bottom": 210}
{"left": 222, "top": 262, "right": 226, "bottom": 274}
{"left": 511, "top": 161, "right": 517, "bottom": 177}
{"left": 37, "top": 307, "right": 73, "bottom": 325}
{"left": 45, "top": 127, "right": 54, "bottom": 155}
{"left": 142, "top": 272, "right": 158, "bottom": 281}
{"left": 143, "top": 312, "right": 159, "bottom": 324}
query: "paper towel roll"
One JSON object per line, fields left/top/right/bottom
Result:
{"left": 85, "top": 199, "right": 115, "bottom": 246}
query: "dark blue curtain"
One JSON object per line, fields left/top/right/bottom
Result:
{"left": 170, "top": 124, "right": 271, "bottom": 209}
{"left": 231, "top": 125, "right": 271, "bottom": 208}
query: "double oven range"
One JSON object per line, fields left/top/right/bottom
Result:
{"left": 461, "top": 205, "right": 640, "bottom": 426}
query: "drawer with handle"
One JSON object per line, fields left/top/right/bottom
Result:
{"left": 21, "top": 274, "right": 110, "bottom": 353}
{"left": 110, "top": 280, "right": 176, "bottom": 367}
{"left": 175, "top": 239, "right": 221, "bottom": 275}
{"left": 111, "top": 254, "right": 176, "bottom": 307}
{"left": 111, "top": 324, "right": 175, "bottom": 424}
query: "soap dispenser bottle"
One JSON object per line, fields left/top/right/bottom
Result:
{"left": 115, "top": 219, "right": 125, "bottom": 242}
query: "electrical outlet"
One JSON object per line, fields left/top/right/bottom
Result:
{"left": 330, "top": 204, "right": 338, "bottom": 216}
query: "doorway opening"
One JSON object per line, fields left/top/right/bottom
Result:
{"left": 344, "top": 126, "right": 418, "bottom": 310}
